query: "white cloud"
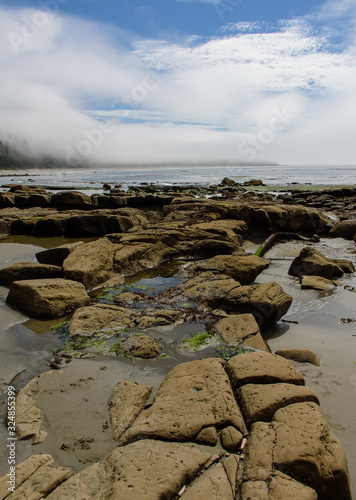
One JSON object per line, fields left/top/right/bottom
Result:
{"left": 0, "top": 3, "right": 356, "bottom": 165}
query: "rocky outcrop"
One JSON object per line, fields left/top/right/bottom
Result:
{"left": 15, "top": 380, "right": 47, "bottom": 444}
{"left": 68, "top": 304, "right": 134, "bottom": 336}
{"left": 192, "top": 254, "right": 269, "bottom": 285}
{"left": 136, "top": 309, "right": 182, "bottom": 329}
{"left": 329, "top": 219, "right": 356, "bottom": 239}
{"left": 6, "top": 278, "right": 90, "bottom": 318}
{"left": 289, "top": 247, "right": 355, "bottom": 279}
{"left": 51, "top": 191, "right": 92, "bottom": 209}
{"left": 0, "top": 262, "right": 63, "bottom": 285}
{"left": 63, "top": 237, "right": 114, "bottom": 288}
{"left": 215, "top": 314, "right": 270, "bottom": 352}
{"left": 117, "top": 334, "right": 163, "bottom": 359}
{"left": 36, "top": 241, "right": 84, "bottom": 267}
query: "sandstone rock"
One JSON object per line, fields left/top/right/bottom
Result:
{"left": 68, "top": 304, "right": 134, "bottom": 336}
{"left": 0, "top": 191, "right": 15, "bottom": 208}
{"left": 109, "top": 380, "right": 153, "bottom": 441}
{"left": 6, "top": 278, "right": 90, "bottom": 318}
{"left": 192, "top": 219, "right": 248, "bottom": 238}
{"left": 180, "top": 462, "right": 235, "bottom": 499}
{"left": 136, "top": 309, "right": 182, "bottom": 329}
{"left": 46, "top": 440, "right": 211, "bottom": 500}
{"left": 240, "top": 472, "right": 318, "bottom": 500}
{"left": 193, "top": 254, "right": 269, "bottom": 285}
{"left": 289, "top": 247, "right": 355, "bottom": 279}
{"left": 301, "top": 275, "right": 337, "bottom": 290}
{"left": 219, "top": 426, "right": 244, "bottom": 451}
{"left": 276, "top": 349, "right": 320, "bottom": 366}
{"left": 184, "top": 273, "right": 241, "bottom": 308}
{"left": 236, "top": 383, "right": 319, "bottom": 427}
{"left": 119, "top": 358, "right": 246, "bottom": 445}
{"left": 329, "top": 219, "right": 356, "bottom": 239}
{"left": 51, "top": 190, "right": 92, "bottom": 209}
{"left": 0, "top": 262, "right": 63, "bottom": 285}
{"left": 223, "top": 282, "right": 293, "bottom": 329}
{"left": 225, "top": 352, "right": 305, "bottom": 389}
{"left": 15, "top": 380, "right": 47, "bottom": 444}
{"left": 216, "top": 314, "right": 269, "bottom": 352}
{"left": 118, "top": 334, "right": 163, "bottom": 359}
{"left": 36, "top": 241, "right": 84, "bottom": 266}
{"left": 113, "top": 291, "right": 142, "bottom": 306}
{"left": 63, "top": 237, "right": 114, "bottom": 288}
{"left": 0, "top": 454, "right": 72, "bottom": 500}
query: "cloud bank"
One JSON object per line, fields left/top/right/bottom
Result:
{"left": 0, "top": 1, "right": 356, "bottom": 166}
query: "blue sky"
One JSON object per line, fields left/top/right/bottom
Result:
{"left": 0, "top": 0, "right": 356, "bottom": 165}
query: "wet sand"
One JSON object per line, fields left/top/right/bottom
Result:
{"left": 0, "top": 238, "right": 355, "bottom": 497}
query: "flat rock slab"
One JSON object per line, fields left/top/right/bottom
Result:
{"left": 46, "top": 440, "right": 211, "bottom": 500}
{"left": 237, "top": 383, "right": 319, "bottom": 427}
{"left": 36, "top": 241, "right": 84, "bottom": 267}
{"left": 68, "top": 304, "right": 134, "bottom": 336}
{"left": 6, "top": 278, "right": 90, "bottom": 318}
{"left": 225, "top": 351, "right": 305, "bottom": 389}
{"left": 276, "top": 349, "right": 320, "bottom": 366}
{"left": 119, "top": 358, "right": 246, "bottom": 445}
{"left": 216, "top": 314, "right": 270, "bottom": 352}
{"left": 301, "top": 275, "right": 337, "bottom": 290}
{"left": 0, "top": 262, "right": 63, "bottom": 285}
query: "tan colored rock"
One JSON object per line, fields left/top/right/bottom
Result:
{"left": 180, "top": 462, "right": 235, "bottom": 499}
{"left": 118, "top": 334, "right": 163, "bottom": 359}
{"left": 220, "top": 426, "right": 244, "bottom": 451}
{"left": 0, "top": 262, "right": 63, "bottom": 285}
{"left": 241, "top": 472, "right": 318, "bottom": 500}
{"left": 330, "top": 218, "right": 356, "bottom": 239}
{"left": 276, "top": 349, "right": 320, "bottom": 366}
{"left": 46, "top": 440, "right": 211, "bottom": 500}
{"left": 68, "top": 304, "right": 134, "bottom": 336}
{"left": 289, "top": 247, "right": 355, "bottom": 279}
{"left": 301, "top": 275, "right": 337, "bottom": 290}
{"left": 184, "top": 274, "right": 241, "bottom": 308}
{"left": 216, "top": 314, "right": 270, "bottom": 352}
{"left": 192, "top": 219, "right": 248, "bottom": 235}
{"left": 237, "top": 383, "right": 319, "bottom": 427}
{"left": 120, "top": 358, "right": 246, "bottom": 445}
{"left": 113, "top": 291, "right": 141, "bottom": 306}
{"left": 0, "top": 454, "right": 72, "bottom": 500}
{"left": 136, "top": 309, "right": 182, "bottom": 329}
{"left": 109, "top": 380, "right": 153, "bottom": 441}
{"left": 63, "top": 237, "right": 114, "bottom": 288}
{"left": 15, "top": 381, "right": 47, "bottom": 444}
{"left": 194, "top": 254, "right": 269, "bottom": 285}
{"left": 6, "top": 278, "right": 90, "bottom": 318}
{"left": 51, "top": 190, "right": 92, "bottom": 208}
{"left": 36, "top": 241, "right": 84, "bottom": 267}
{"left": 225, "top": 352, "right": 305, "bottom": 389}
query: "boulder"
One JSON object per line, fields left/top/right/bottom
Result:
{"left": 6, "top": 279, "right": 90, "bottom": 318}
{"left": 68, "top": 304, "right": 134, "bottom": 336}
{"left": 0, "top": 454, "right": 72, "bottom": 500}
{"left": 301, "top": 275, "right": 337, "bottom": 290}
{"left": 289, "top": 247, "right": 355, "bottom": 279}
{"left": 225, "top": 352, "right": 305, "bottom": 389}
{"left": 109, "top": 380, "right": 153, "bottom": 441}
{"left": 136, "top": 309, "right": 182, "bottom": 329}
{"left": 330, "top": 219, "right": 356, "bottom": 239}
{"left": 119, "top": 358, "right": 246, "bottom": 445}
{"left": 51, "top": 190, "right": 92, "bottom": 209}
{"left": 193, "top": 254, "right": 269, "bottom": 285}
{"left": 219, "top": 426, "right": 244, "bottom": 451}
{"left": 36, "top": 241, "right": 85, "bottom": 267}
{"left": 63, "top": 237, "right": 114, "bottom": 288}
{"left": 184, "top": 273, "right": 241, "bottom": 309}
{"left": 241, "top": 471, "right": 318, "bottom": 500}
{"left": 236, "top": 382, "right": 319, "bottom": 427}
{"left": 216, "top": 314, "right": 270, "bottom": 352}
{"left": 45, "top": 440, "right": 211, "bottom": 500}
{"left": 0, "top": 262, "right": 63, "bottom": 285}
{"left": 117, "top": 334, "right": 163, "bottom": 359}
{"left": 275, "top": 349, "right": 320, "bottom": 366}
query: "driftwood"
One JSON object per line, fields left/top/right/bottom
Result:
{"left": 255, "top": 232, "right": 320, "bottom": 257}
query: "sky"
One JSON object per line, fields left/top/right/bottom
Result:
{"left": 0, "top": 0, "right": 356, "bottom": 166}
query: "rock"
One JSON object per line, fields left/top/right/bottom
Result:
{"left": 192, "top": 219, "right": 248, "bottom": 237}
{"left": 193, "top": 254, "right": 269, "bottom": 285}
{"left": 109, "top": 380, "right": 153, "bottom": 441}
{"left": 51, "top": 190, "right": 92, "bottom": 209}
{"left": 68, "top": 304, "right": 134, "bottom": 336}
{"left": 244, "top": 179, "right": 264, "bottom": 186}
{"left": 219, "top": 426, "right": 244, "bottom": 451}
{"left": 236, "top": 382, "right": 319, "bottom": 427}
{"left": 184, "top": 273, "right": 241, "bottom": 309}
{"left": 118, "top": 334, "right": 163, "bottom": 359}
{"left": 6, "top": 278, "right": 90, "bottom": 318}
{"left": 225, "top": 352, "right": 305, "bottom": 389}
{"left": 241, "top": 471, "right": 318, "bottom": 500}
{"left": 216, "top": 314, "right": 270, "bottom": 352}
{"left": 0, "top": 191, "right": 15, "bottom": 208}
{"left": 243, "top": 403, "right": 352, "bottom": 500}
{"left": 119, "top": 358, "right": 246, "bottom": 445}
{"left": 180, "top": 462, "right": 235, "bottom": 499}
{"left": 330, "top": 219, "right": 356, "bottom": 239}
{"left": 136, "top": 309, "right": 182, "bottom": 329}
{"left": 276, "top": 349, "right": 320, "bottom": 366}
{"left": 45, "top": 440, "right": 211, "bottom": 500}
{"left": 289, "top": 247, "right": 355, "bottom": 279}
{"left": 0, "top": 262, "right": 63, "bottom": 285}
{"left": 301, "top": 275, "right": 337, "bottom": 290}
{"left": 220, "top": 177, "right": 239, "bottom": 186}
{"left": 36, "top": 241, "right": 84, "bottom": 266}
{"left": 15, "top": 380, "right": 47, "bottom": 444}
{"left": 0, "top": 454, "right": 72, "bottom": 500}
{"left": 222, "top": 282, "right": 293, "bottom": 329}
{"left": 113, "top": 291, "right": 142, "bottom": 306}
{"left": 63, "top": 237, "right": 114, "bottom": 288}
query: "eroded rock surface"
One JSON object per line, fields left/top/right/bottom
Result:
{"left": 68, "top": 304, "right": 134, "bottom": 336}
{"left": 289, "top": 247, "right": 355, "bottom": 279}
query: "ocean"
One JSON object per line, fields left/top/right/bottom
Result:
{"left": 1, "top": 164, "right": 356, "bottom": 192}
